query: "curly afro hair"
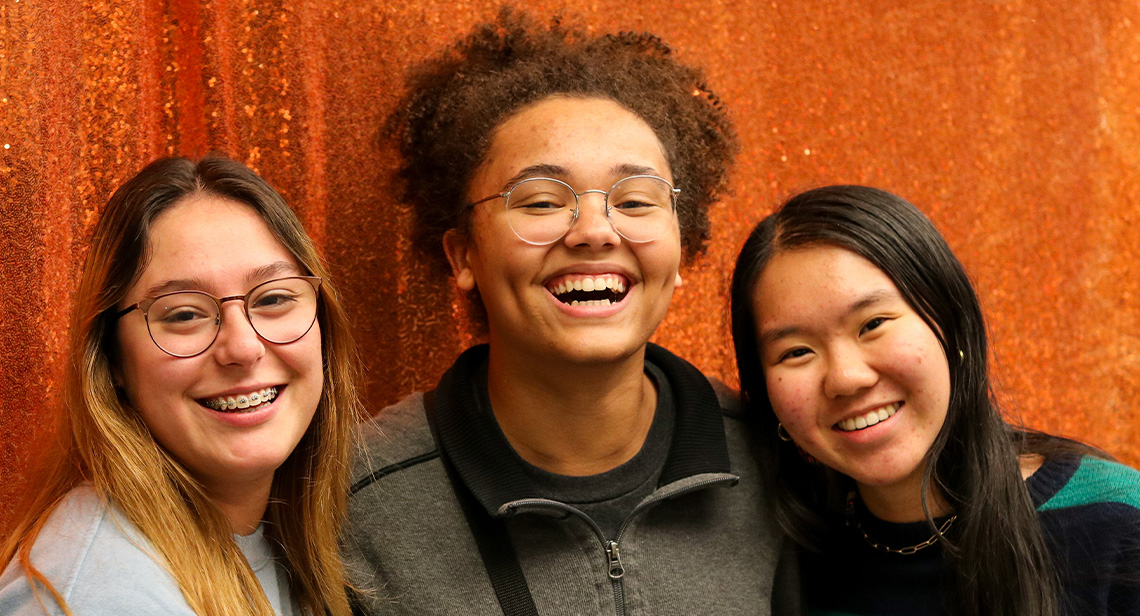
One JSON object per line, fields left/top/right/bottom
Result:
{"left": 390, "top": 8, "right": 739, "bottom": 275}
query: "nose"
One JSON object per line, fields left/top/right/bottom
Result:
{"left": 822, "top": 344, "right": 878, "bottom": 399}
{"left": 562, "top": 191, "right": 620, "bottom": 248}
{"left": 211, "top": 301, "right": 265, "bottom": 367}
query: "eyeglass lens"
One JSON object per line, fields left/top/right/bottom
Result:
{"left": 144, "top": 277, "right": 320, "bottom": 357}
{"left": 504, "top": 176, "right": 675, "bottom": 245}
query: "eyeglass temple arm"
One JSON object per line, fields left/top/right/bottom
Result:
{"left": 466, "top": 193, "right": 507, "bottom": 208}
{"left": 113, "top": 304, "right": 140, "bottom": 320}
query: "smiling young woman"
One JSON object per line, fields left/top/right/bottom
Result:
{"left": 0, "top": 157, "right": 359, "bottom": 616}
{"left": 341, "top": 9, "right": 795, "bottom": 616}
{"left": 731, "top": 185, "right": 1140, "bottom": 616}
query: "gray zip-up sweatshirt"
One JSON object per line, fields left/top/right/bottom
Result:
{"left": 343, "top": 344, "right": 794, "bottom": 615}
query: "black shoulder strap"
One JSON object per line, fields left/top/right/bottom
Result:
{"left": 426, "top": 390, "right": 540, "bottom": 616}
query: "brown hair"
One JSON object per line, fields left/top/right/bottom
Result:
{"left": 391, "top": 7, "right": 739, "bottom": 275}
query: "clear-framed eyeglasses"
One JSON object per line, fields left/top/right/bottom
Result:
{"left": 114, "top": 276, "right": 322, "bottom": 358}
{"left": 467, "top": 175, "right": 681, "bottom": 245}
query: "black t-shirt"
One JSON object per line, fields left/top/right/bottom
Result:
{"left": 473, "top": 360, "right": 675, "bottom": 539}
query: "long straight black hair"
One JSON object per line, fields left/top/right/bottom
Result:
{"left": 730, "top": 185, "right": 1060, "bottom": 615}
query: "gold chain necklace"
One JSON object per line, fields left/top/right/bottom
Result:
{"left": 845, "top": 491, "right": 957, "bottom": 555}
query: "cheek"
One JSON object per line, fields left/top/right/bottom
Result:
{"left": 891, "top": 334, "right": 951, "bottom": 400}
{"left": 116, "top": 330, "right": 185, "bottom": 410}
{"left": 649, "top": 239, "right": 682, "bottom": 280}
{"left": 285, "top": 325, "right": 325, "bottom": 404}
{"left": 763, "top": 370, "right": 815, "bottom": 428}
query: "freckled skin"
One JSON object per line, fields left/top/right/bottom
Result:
{"left": 446, "top": 96, "right": 683, "bottom": 368}
{"left": 753, "top": 245, "right": 950, "bottom": 520}
{"left": 440, "top": 96, "right": 685, "bottom": 474}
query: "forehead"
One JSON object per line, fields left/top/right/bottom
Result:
{"left": 753, "top": 245, "right": 898, "bottom": 321}
{"left": 136, "top": 194, "right": 300, "bottom": 291}
{"left": 472, "top": 96, "right": 672, "bottom": 191}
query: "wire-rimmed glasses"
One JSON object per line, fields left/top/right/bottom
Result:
{"left": 468, "top": 175, "right": 680, "bottom": 245}
{"left": 114, "top": 276, "right": 322, "bottom": 358}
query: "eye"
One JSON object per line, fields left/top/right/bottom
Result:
{"left": 250, "top": 290, "right": 299, "bottom": 312}
{"left": 149, "top": 293, "right": 216, "bottom": 330}
{"left": 860, "top": 316, "right": 888, "bottom": 335}
{"left": 776, "top": 347, "right": 813, "bottom": 364}
{"left": 610, "top": 197, "right": 662, "bottom": 214}
{"left": 610, "top": 192, "right": 668, "bottom": 216}
{"left": 507, "top": 181, "right": 574, "bottom": 214}
{"left": 159, "top": 306, "right": 212, "bottom": 324}
{"left": 511, "top": 196, "right": 567, "bottom": 211}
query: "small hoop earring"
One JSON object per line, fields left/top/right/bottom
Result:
{"left": 958, "top": 349, "right": 965, "bottom": 361}
{"left": 777, "top": 423, "right": 793, "bottom": 442}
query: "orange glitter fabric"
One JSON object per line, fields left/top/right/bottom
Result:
{"left": 2, "top": 1, "right": 1138, "bottom": 528}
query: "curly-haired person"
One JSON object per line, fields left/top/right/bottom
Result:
{"left": 342, "top": 9, "right": 795, "bottom": 616}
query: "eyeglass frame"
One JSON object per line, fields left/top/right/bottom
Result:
{"left": 466, "top": 174, "right": 682, "bottom": 246}
{"left": 113, "top": 275, "right": 323, "bottom": 359}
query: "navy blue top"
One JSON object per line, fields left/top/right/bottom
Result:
{"left": 801, "top": 455, "right": 1140, "bottom": 615}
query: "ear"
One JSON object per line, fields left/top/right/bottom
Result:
{"left": 443, "top": 229, "right": 477, "bottom": 292}
{"left": 674, "top": 271, "right": 683, "bottom": 288}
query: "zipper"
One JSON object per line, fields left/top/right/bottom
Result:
{"left": 606, "top": 540, "right": 626, "bottom": 579}
{"left": 503, "top": 475, "right": 736, "bottom": 616}
{"left": 503, "top": 499, "right": 628, "bottom": 615}
{"left": 607, "top": 540, "right": 626, "bottom": 616}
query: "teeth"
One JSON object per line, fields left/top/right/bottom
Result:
{"left": 838, "top": 402, "right": 900, "bottom": 432}
{"left": 569, "top": 299, "right": 613, "bottom": 306}
{"left": 550, "top": 276, "right": 624, "bottom": 294}
{"left": 204, "top": 387, "right": 278, "bottom": 413}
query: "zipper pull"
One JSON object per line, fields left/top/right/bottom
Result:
{"left": 606, "top": 540, "right": 625, "bottom": 579}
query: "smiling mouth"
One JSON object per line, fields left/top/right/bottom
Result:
{"left": 201, "top": 386, "right": 280, "bottom": 413}
{"left": 836, "top": 402, "right": 902, "bottom": 432}
{"left": 546, "top": 274, "right": 630, "bottom": 306}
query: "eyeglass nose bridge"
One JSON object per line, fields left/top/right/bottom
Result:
{"left": 566, "top": 188, "right": 617, "bottom": 231}
{"left": 214, "top": 294, "right": 257, "bottom": 328}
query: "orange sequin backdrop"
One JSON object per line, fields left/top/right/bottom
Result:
{"left": 2, "top": 1, "right": 1138, "bottom": 528}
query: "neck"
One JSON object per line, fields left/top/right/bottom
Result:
{"left": 205, "top": 476, "right": 272, "bottom": 535}
{"left": 486, "top": 344, "right": 657, "bottom": 476}
{"left": 856, "top": 469, "right": 953, "bottom": 523}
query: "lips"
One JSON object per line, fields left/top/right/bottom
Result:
{"left": 835, "top": 402, "right": 902, "bottom": 432}
{"left": 545, "top": 273, "right": 630, "bottom": 306}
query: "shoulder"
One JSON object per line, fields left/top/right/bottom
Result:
{"left": 351, "top": 391, "right": 441, "bottom": 493}
{"left": 645, "top": 343, "right": 742, "bottom": 417}
{"left": 1035, "top": 457, "right": 1140, "bottom": 612}
{"left": 707, "top": 376, "right": 744, "bottom": 418}
{"left": 0, "top": 486, "right": 195, "bottom": 615}
{"left": 1037, "top": 456, "right": 1140, "bottom": 513}
{"left": 353, "top": 392, "right": 436, "bottom": 475}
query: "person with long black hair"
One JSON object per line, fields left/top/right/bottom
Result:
{"left": 731, "top": 185, "right": 1140, "bottom": 615}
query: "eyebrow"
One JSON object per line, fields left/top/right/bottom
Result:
{"left": 613, "top": 163, "right": 661, "bottom": 178}
{"left": 757, "top": 288, "right": 900, "bottom": 349}
{"left": 502, "top": 165, "right": 568, "bottom": 188}
{"left": 142, "top": 261, "right": 302, "bottom": 298}
{"left": 501, "top": 163, "right": 666, "bottom": 191}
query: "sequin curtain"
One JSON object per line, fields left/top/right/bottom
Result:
{"left": 2, "top": 0, "right": 1138, "bottom": 527}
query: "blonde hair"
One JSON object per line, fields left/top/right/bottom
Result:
{"left": 0, "top": 156, "right": 359, "bottom": 615}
